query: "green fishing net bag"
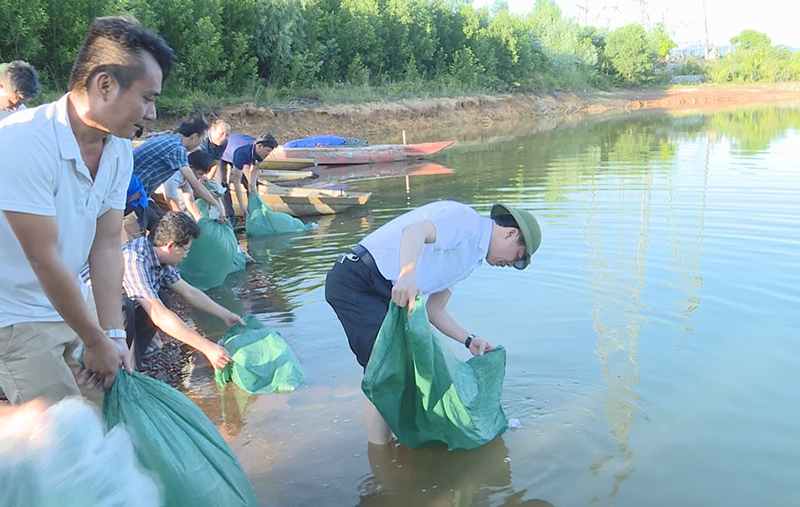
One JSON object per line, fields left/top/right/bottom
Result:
{"left": 102, "top": 371, "right": 258, "bottom": 506}
{"left": 362, "top": 301, "right": 508, "bottom": 451}
{"left": 229, "top": 248, "right": 247, "bottom": 274}
{"left": 245, "top": 194, "right": 315, "bottom": 237}
{"left": 178, "top": 218, "right": 238, "bottom": 290}
{"left": 215, "top": 316, "right": 306, "bottom": 394}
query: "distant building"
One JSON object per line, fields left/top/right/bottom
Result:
{"left": 671, "top": 43, "right": 727, "bottom": 61}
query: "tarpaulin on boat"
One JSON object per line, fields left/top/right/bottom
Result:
{"left": 284, "top": 135, "right": 368, "bottom": 148}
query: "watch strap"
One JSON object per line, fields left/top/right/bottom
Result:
{"left": 104, "top": 328, "right": 127, "bottom": 340}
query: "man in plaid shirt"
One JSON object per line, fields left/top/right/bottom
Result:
{"left": 132, "top": 118, "right": 226, "bottom": 231}
{"left": 85, "top": 211, "right": 240, "bottom": 370}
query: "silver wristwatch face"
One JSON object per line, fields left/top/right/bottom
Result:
{"left": 105, "top": 329, "right": 127, "bottom": 339}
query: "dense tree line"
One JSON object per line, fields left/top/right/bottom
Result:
{"left": 3, "top": 0, "right": 793, "bottom": 111}
{"left": 706, "top": 30, "right": 800, "bottom": 84}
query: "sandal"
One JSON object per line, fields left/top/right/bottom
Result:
{"left": 142, "top": 338, "right": 163, "bottom": 359}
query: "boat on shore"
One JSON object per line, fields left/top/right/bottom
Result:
{"left": 259, "top": 170, "right": 315, "bottom": 182}
{"left": 234, "top": 182, "right": 370, "bottom": 217}
{"left": 305, "top": 160, "right": 454, "bottom": 188}
{"left": 259, "top": 158, "right": 317, "bottom": 170}
{"left": 267, "top": 141, "right": 454, "bottom": 165}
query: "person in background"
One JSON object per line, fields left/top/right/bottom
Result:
{"left": 0, "top": 16, "right": 175, "bottom": 405}
{"left": 132, "top": 118, "right": 226, "bottom": 226}
{"left": 153, "top": 150, "right": 212, "bottom": 222}
{"left": 0, "top": 61, "right": 40, "bottom": 121}
{"left": 201, "top": 119, "right": 234, "bottom": 221}
{"left": 105, "top": 211, "right": 240, "bottom": 370}
{"left": 122, "top": 174, "right": 152, "bottom": 243}
{"left": 219, "top": 132, "right": 278, "bottom": 219}
{"left": 325, "top": 200, "right": 542, "bottom": 444}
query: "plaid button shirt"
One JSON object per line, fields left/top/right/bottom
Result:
{"left": 79, "top": 237, "right": 180, "bottom": 300}
{"left": 133, "top": 134, "right": 189, "bottom": 196}
{"left": 122, "top": 237, "right": 181, "bottom": 300}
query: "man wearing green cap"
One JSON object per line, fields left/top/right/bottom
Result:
{"left": 325, "top": 199, "right": 542, "bottom": 444}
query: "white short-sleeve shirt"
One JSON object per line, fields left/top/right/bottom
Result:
{"left": 0, "top": 94, "right": 133, "bottom": 326}
{"left": 154, "top": 170, "right": 192, "bottom": 205}
{"left": 359, "top": 200, "right": 493, "bottom": 295}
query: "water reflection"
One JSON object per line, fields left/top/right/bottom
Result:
{"left": 581, "top": 157, "right": 651, "bottom": 504}
{"left": 358, "top": 439, "right": 512, "bottom": 506}
{"left": 181, "top": 103, "right": 800, "bottom": 506}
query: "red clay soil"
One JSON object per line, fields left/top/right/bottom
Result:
{"left": 209, "top": 85, "right": 800, "bottom": 142}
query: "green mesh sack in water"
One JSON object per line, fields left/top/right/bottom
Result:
{"left": 103, "top": 371, "right": 258, "bottom": 507}
{"left": 245, "top": 194, "right": 315, "bottom": 237}
{"left": 229, "top": 248, "right": 247, "bottom": 274}
{"left": 215, "top": 315, "right": 305, "bottom": 394}
{"left": 179, "top": 218, "right": 238, "bottom": 290}
{"left": 362, "top": 301, "right": 508, "bottom": 451}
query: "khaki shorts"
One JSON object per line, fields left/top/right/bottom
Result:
{"left": 0, "top": 288, "right": 104, "bottom": 407}
{"left": 0, "top": 321, "right": 83, "bottom": 405}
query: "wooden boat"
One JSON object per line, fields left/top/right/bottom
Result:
{"left": 259, "top": 169, "right": 314, "bottom": 182}
{"left": 267, "top": 141, "right": 454, "bottom": 165}
{"left": 259, "top": 158, "right": 317, "bottom": 170}
{"left": 233, "top": 182, "right": 371, "bottom": 217}
{"left": 306, "top": 161, "right": 453, "bottom": 188}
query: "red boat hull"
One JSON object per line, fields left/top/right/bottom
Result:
{"left": 268, "top": 141, "right": 454, "bottom": 165}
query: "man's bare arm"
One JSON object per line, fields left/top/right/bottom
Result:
{"left": 6, "top": 211, "right": 107, "bottom": 343}
{"left": 5, "top": 211, "right": 126, "bottom": 388}
{"left": 88, "top": 209, "right": 125, "bottom": 331}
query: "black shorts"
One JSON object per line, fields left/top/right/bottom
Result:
{"left": 325, "top": 246, "right": 392, "bottom": 369}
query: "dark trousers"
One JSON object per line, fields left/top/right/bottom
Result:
{"left": 221, "top": 184, "right": 237, "bottom": 225}
{"left": 122, "top": 202, "right": 163, "bottom": 243}
{"left": 122, "top": 296, "right": 159, "bottom": 369}
{"left": 325, "top": 247, "right": 393, "bottom": 369}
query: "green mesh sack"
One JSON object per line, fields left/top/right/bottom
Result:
{"left": 215, "top": 316, "right": 305, "bottom": 394}
{"left": 229, "top": 248, "right": 247, "bottom": 274}
{"left": 196, "top": 198, "right": 210, "bottom": 218}
{"left": 178, "top": 218, "right": 238, "bottom": 290}
{"left": 362, "top": 300, "right": 508, "bottom": 451}
{"left": 245, "top": 194, "right": 315, "bottom": 237}
{"left": 102, "top": 371, "right": 258, "bottom": 507}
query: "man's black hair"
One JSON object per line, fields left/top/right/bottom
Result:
{"left": 188, "top": 150, "right": 212, "bottom": 173}
{"left": 256, "top": 132, "right": 278, "bottom": 149}
{"left": 175, "top": 117, "right": 209, "bottom": 137}
{"left": 68, "top": 16, "right": 175, "bottom": 92}
{"left": 1, "top": 61, "right": 40, "bottom": 102}
{"left": 492, "top": 213, "right": 525, "bottom": 246}
{"left": 149, "top": 211, "right": 200, "bottom": 248}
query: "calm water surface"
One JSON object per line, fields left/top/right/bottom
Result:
{"left": 183, "top": 105, "right": 800, "bottom": 506}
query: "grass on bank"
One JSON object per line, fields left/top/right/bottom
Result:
{"left": 31, "top": 77, "right": 524, "bottom": 119}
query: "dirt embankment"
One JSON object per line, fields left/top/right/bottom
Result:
{"left": 213, "top": 85, "right": 800, "bottom": 142}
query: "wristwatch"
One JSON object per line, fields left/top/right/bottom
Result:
{"left": 465, "top": 333, "right": 476, "bottom": 349}
{"left": 104, "top": 329, "right": 127, "bottom": 340}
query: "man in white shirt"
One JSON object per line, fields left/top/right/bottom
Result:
{"left": 0, "top": 16, "right": 175, "bottom": 405}
{"left": 0, "top": 61, "right": 39, "bottom": 121}
{"left": 153, "top": 150, "right": 211, "bottom": 221}
{"left": 325, "top": 200, "right": 542, "bottom": 444}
